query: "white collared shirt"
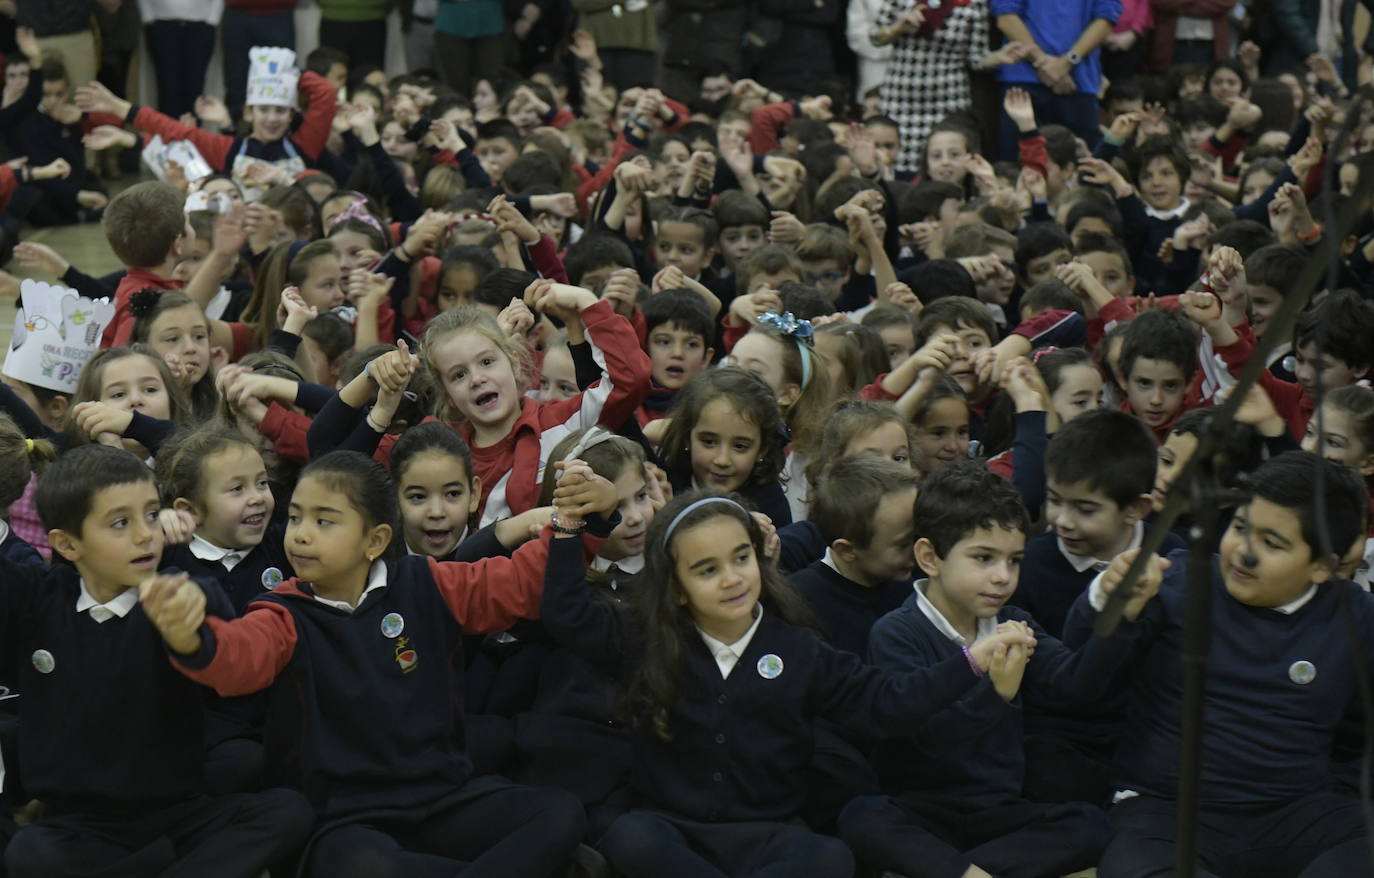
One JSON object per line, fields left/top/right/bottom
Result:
{"left": 189, "top": 534, "right": 247, "bottom": 572}
{"left": 312, "top": 560, "right": 388, "bottom": 612}
{"left": 1059, "top": 520, "right": 1144, "bottom": 575}
{"left": 698, "top": 604, "right": 764, "bottom": 679}
{"left": 76, "top": 579, "right": 139, "bottom": 624}
{"left": 1144, "top": 197, "right": 1191, "bottom": 222}
{"left": 591, "top": 552, "right": 644, "bottom": 588}
{"left": 913, "top": 579, "right": 998, "bottom": 646}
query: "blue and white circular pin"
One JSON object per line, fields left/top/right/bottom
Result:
{"left": 31, "top": 649, "right": 54, "bottom": 674}
{"left": 261, "top": 567, "right": 284, "bottom": 588}
{"left": 1289, "top": 660, "right": 1316, "bottom": 685}
{"left": 757, "top": 654, "right": 783, "bottom": 679}
{"left": 381, "top": 613, "right": 405, "bottom": 639}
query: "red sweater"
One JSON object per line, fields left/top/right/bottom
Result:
{"left": 104, "top": 268, "right": 184, "bottom": 347}
{"left": 128, "top": 70, "right": 337, "bottom": 171}
{"left": 1213, "top": 323, "right": 1314, "bottom": 439}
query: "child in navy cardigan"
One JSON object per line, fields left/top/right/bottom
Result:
{"left": 1068, "top": 452, "right": 1374, "bottom": 876}
{"left": 144, "top": 451, "right": 613, "bottom": 878}
{"left": 787, "top": 455, "right": 920, "bottom": 829}
{"left": 839, "top": 463, "right": 1116, "bottom": 878}
{"left": 541, "top": 477, "right": 1036, "bottom": 878}
{"left": 1015, "top": 411, "right": 1187, "bottom": 807}
{"left": 2, "top": 445, "right": 312, "bottom": 878}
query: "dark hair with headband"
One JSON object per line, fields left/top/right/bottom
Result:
{"left": 659, "top": 367, "right": 789, "bottom": 490}
{"left": 629, "top": 490, "right": 815, "bottom": 741}
{"left": 538, "top": 427, "right": 645, "bottom": 506}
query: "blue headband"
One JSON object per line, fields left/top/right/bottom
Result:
{"left": 756, "top": 311, "right": 814, "bottom": 390}
{"left": 661, "top": 496, "right": 749, "bottom": 549}
{"left": 286, "top": 238, "right": 309, "bottom": 265}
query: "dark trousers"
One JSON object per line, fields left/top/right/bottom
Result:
{"left": 599, "top": 809, "right": 855, "bottom": 878}
{"left": 319, "top": 17, "right": 387, "bottom": 71}
{"left": 1099, "top": 791, "right": 1374, "bottom": 878}
{"left": 4, "top": 789, "right": 313, "bottom": 878}
{"left": 144, "top": 20, "right": 217, "bottom": 120}
{"left": 839, "top": 792, "right": 1108, "bottom": 878}
{"left": 222, "top": 9, "right": 296, "bottom": 118}
{"left": 600, "top": 48, "right": 660, "bottom": 92}
{"left": 435, "top": 31, "right": 507, "bottom": 100}
{"left": 307, "top": 775, "right": 584, "bottom": 878}
{"left": 997, "top": 83, "right": 1101, "bottom": 163}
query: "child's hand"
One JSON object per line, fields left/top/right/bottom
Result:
{"left": 83, "top": 125, "right": 134, "bottom": 151}
{"left": 1098, "top": 548, "right": 1171, "bottom": 621}
{"left": 643, "top": 461, "right": 672, "bottom": 511}
{"left": 1208, "top": 245, "right": 1243, "bottom": 284}
{"left": 1077, "top": 157, "right": 1130, "bottom": 197}
{"left": 497, "top": 297, "right": 537, "bottom": 343}
{"left": 987, "top": 622, "right": 1032, "bottom": 701}
{"left": 488, "top": 194, "right": 540, "bottom": 244}
{"left": 569, "top": 28, "right": 600, "bottom": 61}
{"left": 798, "top": 94, "right": 833, "bottom": 120}
{"left": 76, "top": 190, "right": 109, "bottom": 210}
{"left": 139, "top": 573, "right": 206, "bottom": 656}
{"left": 967, "top": 623, "right": 1037, "bottom": 675}
{"left": 347, "top": 268, "right": 394, "bottom": 310}
{"left": 909, "top": 219, "right": 945, "bottom": 258}
{"left": 401, "top": 211, "right": 453, "bottom": 261}
{"left": 14, "top": 26, "right": 41, "bottom": 65}
{"left": 428, "top": 118, "right": 463, "bottom": 153}
{"left": 1107, "top": 109, "right": 1142, "bottom": 143}
{"left": 728, "top": 288, "right": 782, "bottom": 327}
{"left": 1225, "top": 99, "right": 1262, "bottom": 132}
{"left": 1220, "top": 382, "right": 1287, "bottom": 438}
{"left": 1170, "top": 214, "right": 1214, "bottom": 252}
{"left": 158, "top": 508, "right": 197, "bottom": 545}
{"left": 212, "top": 201, "right": 248, "bottom": 257}
{"left": 1018, "top": 166, "right": 1048, "bottom": 203}
{"left": 750, "top": 511, "right": 780, "bottom": 561}
{"left": 1055, "top": 261, "right": 1110, "bottom": 305}
{"left": 884, "top": 281, "right": 922, "bottom": 314}
{"left": 279, "top": 286, "right": 318, "bottom": 334}
{"left": 161, "top": 352, "right": 196, "bottom": 386}
{"left": 552, "top": 460, "right": 618, "bottom": 518}
{"left": 74, "top": 80, "right": 132, "bottom": 119}
{"left": 908, "top": 332, "right": 959, "bottom": 378}
{"left": 13, "top": 241, "right": 70, "bottom": 277}
{"left": 652, "top": 265, "right": 688, "bottom": 294}
{"left": 194, "top": 95, "right": 232, "bottom": 129}
{"left": 1288, "top": 135, "right": 1323, "bottom": 181}
{"left": 1002, "top": 357, "right": 1047, "bottom": 413}
{"left": 1179, "top": 289, "right": 1224, "bottom": 328}
{"left": 613, "top": 160, "right": 654, "bottom": 193}
{"left": 368, "top": 340, "right": 419, "bottom": 394}
{"left": 72, "top": 400, "right": 133, "bottom": 444}
{"left": 767, "top": 210, "right": 805, "bottom": 246}
{"left": 598, "top": 269, "right": 640, "bottom": 319}
{"left": 1002, "top": 87, "right": 1037, "bottom": 133}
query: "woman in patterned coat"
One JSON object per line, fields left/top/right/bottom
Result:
{"left": 872, "top": 0, "right": 1027, "bottom": 174}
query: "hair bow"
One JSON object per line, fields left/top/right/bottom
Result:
{"left": 1030, "top": 345, "right": 1060, "bottom": 365}
{"left": 757, "top": 310, "right": 815, "bottom": 343}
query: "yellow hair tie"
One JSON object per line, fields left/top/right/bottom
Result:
{"left": 24, "top": 439, "right": 33, "bottom": 453}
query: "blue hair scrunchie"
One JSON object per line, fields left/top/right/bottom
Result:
{"left": 756, "top": 311, "right": 815, "bottom": 390}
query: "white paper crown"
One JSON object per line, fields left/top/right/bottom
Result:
{"left": 246, "top": 46, "right": 299, "bottom": 108}
{"left": 3, "top": 281, "right": 116, "bottom": 394}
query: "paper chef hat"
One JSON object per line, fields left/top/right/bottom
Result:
{"left": 2, "top": 280, "right": 116, "bottom": 394}
{"left": 246, "top": 46, "right": 299, "bottom": 108}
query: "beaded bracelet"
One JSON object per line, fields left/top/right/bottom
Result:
{"left": 961, "top": 645, "right": 985, "bottom": 678}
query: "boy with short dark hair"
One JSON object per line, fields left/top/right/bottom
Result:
{"left": 838, "top": 462, "right": 1117, "bottom": 878}
{"left": 637, "top": 290, "right": 715, "bottom": 424}
{"left": 1015, "top": 223, "right": 1073, "bottom": 288}
{"left": 796, "top": 223, "right": 857, "bottom": 308}
{"left": 654, "top": 205, "right": 718, "bottom": 282}
{"left": 734, "top": 243, "right": 804, "bottom": 296}
{"left": 1241, "top": 242, "right": 1304, "bottom": 379}
{"left": 1071, "top": 451, "right": 1374, "bottom": 876}
{"left": 712, "top": 190, "right": 768, "bottom": 279}
{"left": 475, "top": 119, "right": 523, "bottom": 186}
{"left": 2, "top": 445, "right": 313, "bottom": 877}
{"left": 789, "top": 455, "right": 920, "bottom": 656}
{"left": 1119, "top": 309, "right": 1206, "bottom": 441}
{"left": 564, "top": 231, "right": 637, "bottom": 293}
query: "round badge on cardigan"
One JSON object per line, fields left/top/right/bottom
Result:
{"left": 1288, "top": 660, "right": 1316, "bottom": 685}
{"left": 31, "top": 649, "right": 54, "bottom": 674}
{"left": 757, "top": 654, "right": 784, "bottom": 680}
{"left": 381, "top": 613, "right": 405, "bottom": 639}
{"left": 261, "top": 567, "right": 284, "bottom": 589}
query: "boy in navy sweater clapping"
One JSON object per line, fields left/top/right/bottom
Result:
{"left": 840, "top": 463, "right": 1129, "bottom": 878}
{"left": 1, "top": 445, "right": 312, "bottom": 878}
{"left": 1071, "top": 451, "right": 1374, "bottom": 877}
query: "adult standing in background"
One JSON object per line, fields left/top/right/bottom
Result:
{"left": 991, "top": 0, "right": 1119, "bottom": 159}
{"left": 848, "top": 0, "right": 893, "bottom": 101}
{"left": 223, "top": 0, "right": 297, "bottom": 119}
{"left": 658, "top": 0, "right": 746, "bottom": 105}
{"left": 317, "top": 0, "right": 393, "bottom": 69}
{"left": 400, "top": 0, "right": 439, "bottom": 75}
{"left": 16, "top": 0, "right": 97, "bottom": 94}
{"left": 434, "top": 0, "right": 505, "bottom": 97}
{"left": 875, "top": 0, "right": 1028, "bottom": 175}
{"left": 571, "top": 0, "right": 657, "bottom": 91}
{"left": 139, "top": 0, "right": 224, "bottom": 120}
